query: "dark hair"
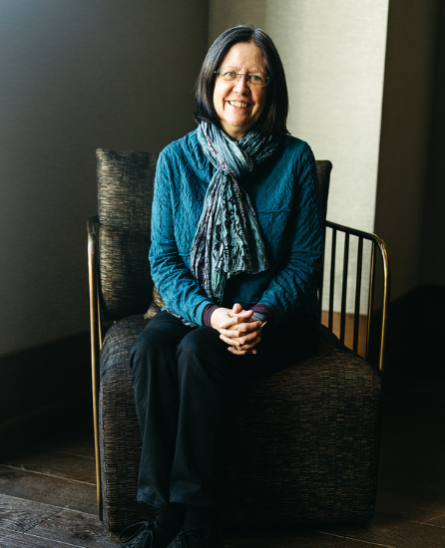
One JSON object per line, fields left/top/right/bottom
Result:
{"left": 194, "top": 25, "right": 289, "bottom": 137}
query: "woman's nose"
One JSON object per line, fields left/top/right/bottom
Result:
{"left": 232, "top": 74, "right": 250, "bottom": 93}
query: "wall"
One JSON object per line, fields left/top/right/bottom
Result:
{"left": 421, "top": 1, "right": 445, "bottom": 286}
{"left": 209, "top": 0, "right": 389, "bottom": 312}
{"left": 374, "top": 0, "right": 441, "bottom": 301}
{"left": 0, "top": 0, "right": 208, "bottom": 356}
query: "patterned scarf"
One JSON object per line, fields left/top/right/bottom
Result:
{"left": 167, "top": 121, "right": 280, "bottom": 325}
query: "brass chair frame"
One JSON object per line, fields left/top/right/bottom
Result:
{"left": 321, "top": 221, "right": 391, "bottom": 369}
{"left": 88, "top": 215, "right": 390, "bottom": 519}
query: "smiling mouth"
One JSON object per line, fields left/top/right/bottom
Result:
{"left": 228, "top": 101, "right": 250, "bottom": 108}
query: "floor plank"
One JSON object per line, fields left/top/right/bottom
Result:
{"left": 0, "top": 448, "right": 96, "bottom": 483}
{"left": 375, "top": 472, "right": 445, "bottom": 530}
{"left": 28, "top": 509, "right": 120, "bottom": 547}
{"left": 0, "top": 465, "right": 96, "bottom": 514}
{"left": 418, "top": 516, "right": 445, "bottom": 528}
{"left": 375, "top": 483, "right": 445, "bottom": 524}
{"left": 49, "top": 431, "right": 96, "bottom": 460}
{"left": 226, "top": 529, "right": 386, "bottom": 548}
{"left": 315, "top": 514, "right": 445, "bottom": 548}
{"left": 0, "top": 494, "right": 118, "bottom": 548}
{"left": 0, "top": 526, "right": 87, "bottom": 547}
{"left": 0, "top": 494, "right": 59, "bottom": 533}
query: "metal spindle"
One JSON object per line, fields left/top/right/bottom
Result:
{"left": 353, "top": 237, "right": 363, "bottom": 352}
{"left": 318, "top": 226, "right": 327, "bottom": 319}
{"left": 328, "top": 229, "right": 337, "bottom": 331}
{"left": 365, "top": 243, "right": 376, "bottom": 361}
{"left": 340, "top": 233, "right": 349, "bottom": 343}
{"left": 88, "top": 217, "right": 103, "bottom": 520}
{"left": 378, "top": 243, "right": 391, "bottom": 371}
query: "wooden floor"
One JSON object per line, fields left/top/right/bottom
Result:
{"left": 1, "top": 351, "right": 444, "bottom": 547}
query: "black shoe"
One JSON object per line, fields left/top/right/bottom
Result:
{"left": 119, "top": 521, "right": 177, "bottom": 548}
{"left": 119, "top": 521, "right": 155, "bottom": 548}
{"left": 119, "top": 521, "right": 155, "bottom": 547}
{"left": 166, "top": 525, "right": 223, "bottom": 548}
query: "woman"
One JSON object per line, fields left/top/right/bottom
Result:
{"left": 124, "top": 24, "right": 323, "bottom": 548}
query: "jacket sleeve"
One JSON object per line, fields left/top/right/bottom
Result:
{"left": 149, "top": 149, "right": 213, "bottom": 325}
{"left": 256, "top": 144, "right": 323, "bottom": 326}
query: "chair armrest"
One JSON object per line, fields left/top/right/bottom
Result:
{"left": 322, "top": 220, "right": 391, "bottom": 372}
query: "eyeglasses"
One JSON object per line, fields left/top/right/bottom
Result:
{"left": 214, "top": 69, "right": 270, "bottom": 87}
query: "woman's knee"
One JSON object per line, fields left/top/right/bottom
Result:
{"left": 131, "top": 327, "right": 160, "bottom": 358}
{"left": 176, "top": 328, "right": 229, "bottom": 383}
{"left": 130, "top": 323, "right": 178, "bottom": 379}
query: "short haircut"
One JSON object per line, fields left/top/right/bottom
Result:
{"left": 194, "top": 24, "right": 289, "bottom": 137}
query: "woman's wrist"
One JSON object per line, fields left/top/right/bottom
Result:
{"left": 202, "top": 304, "right": 220, "bottom": 327}
{"left": 250, "top": 304, "right": 274, "bottom": 325}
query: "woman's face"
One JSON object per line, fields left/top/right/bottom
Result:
{"left": 213, "top": 41, "right": 267, "bottom": 141}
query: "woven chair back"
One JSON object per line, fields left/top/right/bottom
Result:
{"left": 96, "top": 148, "right": 332, "bottom": 322}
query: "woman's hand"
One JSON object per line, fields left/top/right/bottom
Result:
{"left": 210, "top": 304, "right": 253, "bottom": 331}
{"left": 211, "top": 304, "right": 263, "bottom": 356}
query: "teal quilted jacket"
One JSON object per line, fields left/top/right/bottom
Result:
{"left": 149, "top": 129, "right": 323, "bottom": 327}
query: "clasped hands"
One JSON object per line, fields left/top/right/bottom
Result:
{"left": 210, "top": 303, "right": 263, "bottom": 356}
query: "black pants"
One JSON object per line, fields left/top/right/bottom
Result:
{"left": 130, "top": 311, "right": 319, "bottom": 509}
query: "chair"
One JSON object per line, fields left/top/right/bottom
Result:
{"left": 88, "top": 149, "right": 390, "bottom": 533}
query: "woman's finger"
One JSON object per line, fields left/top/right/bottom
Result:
{"left": 218, "top": 308, "right": 251, "bottom": 327}
{"left": 222, "top": 320, "right": 262, "bottom": 334}
{"left": 218, "top": 326, "right": 260, "bottom": 344}
{"left": 223, "top": 313, "right": 253, "bottom": 328}
{"left": 229, "top": 308, "right": 254, "bottom": 320}
{"left": 235, "top": 321, "right": 262, "bottom": 334}
{"left": 218, "top": 322, "right": 261, "bottom": 340}
{"left": 228, "top": 345, "right": 259, "bottom": 356}
{"left": 217, "top": 315, "right": 243, "bottom": 329}
{"left": 219, "top": 332, "right": 261, "bottom": 349}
